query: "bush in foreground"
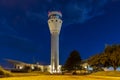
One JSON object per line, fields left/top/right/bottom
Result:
{"left": 0, "top": 66, "right": 12, "bottom": 77}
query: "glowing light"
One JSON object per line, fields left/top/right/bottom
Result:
{"left": 31, "top": 66, "right": 34, "bottom": 70}
{"left": 19, "top": 66, "right": 23, "bottom": 69}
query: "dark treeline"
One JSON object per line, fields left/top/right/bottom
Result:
{"left": 63, "top": 44, "right": 120, "bottom": 73}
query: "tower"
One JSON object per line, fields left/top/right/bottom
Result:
{"left": 48, "top": 11, "right": 62, "bottom": 73}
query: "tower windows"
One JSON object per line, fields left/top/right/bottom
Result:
{"left": 59, "top": 21, "right": 61, "bottom": 23}
{"left": 51, "top": 20, "right": 53, "bottom": 22}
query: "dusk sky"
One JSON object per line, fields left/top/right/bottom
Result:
{"left": 0, "top": 0, "right": 120, "bottom": 67}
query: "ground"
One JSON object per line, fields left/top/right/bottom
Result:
{"left": 0, "top": 71, "right": 120, "bottom": 80}
{"left": 1, "top": 75, "right": 120, "bottom": 80}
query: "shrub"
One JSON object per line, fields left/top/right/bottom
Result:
{"left": 0, "top": 66, "right": 12, "bottom": 77}
{"left": 72, "top": 72, "right": 77, "bottom": 75}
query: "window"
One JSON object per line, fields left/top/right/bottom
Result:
{"left": 51, "top": 20, "right": 53, "bottom": 22}
{"left": 59, "top": 21, "right": 61, "bottom": 23}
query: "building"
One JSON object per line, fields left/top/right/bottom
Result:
{"left": 5, "top": 59, "right": 45, "bottom": 72}
{"left": 5, "top": 59, "right": 61, "bottom": 73}
{"left": 48, "top": 11, "right": 63, "bottom": 73}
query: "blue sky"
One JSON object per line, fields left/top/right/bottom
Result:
{"left": 0, "top": 0, "right": 120, "bottom": 67}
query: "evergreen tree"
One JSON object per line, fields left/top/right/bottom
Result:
{"left": 64, "top": 50, "right": 82, "bottom": 72}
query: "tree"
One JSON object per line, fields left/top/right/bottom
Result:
{"left": 87, "top": 54, "right": 104, "bottom": 71}
{"left": 64, "top": 50, "right": 82, "bottom": 72}
{"left": 104, "top": 45, "right": 120, "bottom": 70}
{"left": 88, "top": 44, "right": 120, "bottom": 71}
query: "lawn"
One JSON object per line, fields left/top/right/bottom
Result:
{"left": 0, "top": 71, "right": 120, "bottom": 80}
{"left": 0, "top": 75, "right": 120, "bottom": 80}
{"left": 91, "top": 71, "right": 120, "bottom": 77}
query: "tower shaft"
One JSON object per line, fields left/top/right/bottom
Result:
{"left": 51, "top": 32, "right": 59, "bottom": 73}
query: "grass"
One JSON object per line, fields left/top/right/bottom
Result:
{"left": 91, "top": 71, "right": 120, "bottom": 77}
{"left": 0, "top": 75, "right": 120, "bottom": 80}
{"left": 0, "top": 71, "right": 120, "bottom": 80}
{"left": 11, "top": 72, "right": 50, "bottom": 77}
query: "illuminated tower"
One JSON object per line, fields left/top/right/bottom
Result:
{"left": 48, "top": 11, "right": 62, "bottom": 73}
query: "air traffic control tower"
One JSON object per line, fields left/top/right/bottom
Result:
{"left": 48, "top": 11, "right": 62, "bottom": 73}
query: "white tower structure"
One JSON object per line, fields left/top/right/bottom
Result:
{"left": 48, "top": 11, "right": 62, "bottom": 73}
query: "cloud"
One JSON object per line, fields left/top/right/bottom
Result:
{"left": 23, "top": 0, "right": 113, "bottom": 26}
{"left": 0, "top": 33, "right": 38, "bottom": 53}
{"left": 60, "top": 0, "right": 110, "bottom": 25}
{"left": 0, "top": 0, "right": 114, "bottom": 26}
{"left": 26, "top": 11, "right": 47, "bottom": 24}
{"left": 0, "top": 0, "right": 113, "bottom": 49}
{"left": 0, "top": 18, "right": 17, "bottom": 34}
{"left": 0, "top": 18, "right": 38, "bottom": 53}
